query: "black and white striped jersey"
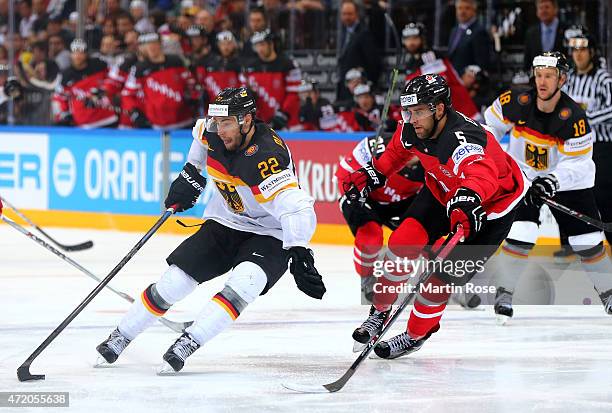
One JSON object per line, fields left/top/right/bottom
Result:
{"left": 563, "top": 67, "right": 612, "bottom": 142}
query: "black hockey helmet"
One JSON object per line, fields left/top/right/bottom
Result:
{"left": 208, "top": 86, "right": 257, "bottom": 121}
{"left": 402, "top": 22, "right": 426, "bottom": 39}
{"left": 400, "top": 73, "right": 451, "bottom": 110}
{"left": 565, "top": 25, "right": 597, "bottom": 50}
{"left": 532, "top": 51, "right": 570, "bottom": 76}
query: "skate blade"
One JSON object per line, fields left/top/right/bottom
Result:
{"left": 352, "top": 340, "right": 366, "bottom": 353}
{"left": 93, "top": 356, "right": 114, "bottom": 368}
{"left": 156, "top": 361, "right": 179, "bottom": 376}
{"left": 495, "top": 314, "right": 511, "bottom": 326}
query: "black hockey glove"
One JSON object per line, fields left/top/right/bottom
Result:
{"left": 56, "top": 112, "right": 73, "bottom": 126}
{"left": 271, "top": 110, "right": 289, "bottom": 130}
{"left": 446, "top": 187, "right": 487, "bottom": 241}
{"left": 339, "top": 193, "right": 376, "bottom": 229}
{"left": 341, "top": 162, "right": 386, "bottom": 201}
{"left": 526, "top": 174, "right": 559, "bottom": 209}
{"left": 164, "top": 162, "right": 207, "bottom": 212}
{"left": 130, "top": 109, "right": 150, "bottom": 129}
{"left": 287, "top": 246, "right": 326, "bottom": 299}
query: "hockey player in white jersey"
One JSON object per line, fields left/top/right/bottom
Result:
{"left": 484, "top": 52, "right": 612, "bottom": 323}
{"left": 96, "top": 87, "right": 326, "bottom": 373}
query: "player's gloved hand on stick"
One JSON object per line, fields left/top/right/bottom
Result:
{"left": 339, "top": 193, "right": 374, "bottom": 228}
{"left": 341, "top": 162, "right": 386, "bottom": 200}
{"left": 164, "top": 162, "right": 207, "bottom": 212}
{"left": 526, "top": 174, "right": 559, "bottom": 209}
{"left": 287, "top": 246, "right": 326, "bottom": 299}
{"left": 446, "top": 187, "right": 486, "bottom": 241}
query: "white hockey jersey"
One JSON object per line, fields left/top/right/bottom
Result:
{"left": 187, "top": 119, "right": 316, "bottom": 248}
{"left": 484, "top": 87, "right": 595, "bottom": 191}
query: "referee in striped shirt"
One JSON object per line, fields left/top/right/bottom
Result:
{"left": 563, "top": 25, "right": 612, "bottom": 244}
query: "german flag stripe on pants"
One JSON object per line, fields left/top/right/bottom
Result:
{"left": 212, "top": 293, "right": 240, "bottom": 320}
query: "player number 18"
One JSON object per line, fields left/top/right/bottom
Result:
{"left": 573, "top": 119, "right": 586, "bottom": 137}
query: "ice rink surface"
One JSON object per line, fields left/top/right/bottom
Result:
{"left": 1, "top": 225, "right": 612, "bottom": 413}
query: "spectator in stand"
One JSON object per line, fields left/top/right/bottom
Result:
{"left": 194, "top": 8, "right": 218, "bottom": 51}
{"left": 297, "top": 78, "right": 339, "bottom": 131}
{"left": 523, "top": 0, "right": 566, "bottom": 71}
{"left": 447, "top": 0, "right": 492, "bottom": 74}
{"left": 101, "top": 17, "right": 117, "bottom": 38}
{"left": 403, "top": 22, "right": 480, "bottom": 120}
{"left": 18, "top": 40, "right": 60, "bottom": 89}
{"left": 337, "top": 0, "right": 381, "bottom": 102}
{"left": 31, "top": 0, "right": 49, "bottom": 35}
{"left": 240, "top": 29, "right": 302, "bottom": 130}
{"left": 116, "top": 13, "right": 136, "bottom": 39}
{"left": 241, "top": 7, "right": 268, "bottom": 59}
{"left": 129, "top": 0, "right": 155, "bottom": 34}
{"left": 52, "top": 39, "right": 117, "bottom": 128}
{"left": 47, "top": 15, "right": 74, "bottom": 46}
{"left": 49, "top": 34, "right": 71, "bottom": 71}
{"left": 94, "top": 35, "right": 120, "bottom": 67}
{"left": 18, "top": 0, "right": 37, "bottom": 39}
{"left": 461, "top": 65, "right": 495, "bottom": 116}
{"left": 121, "top": 32, "right": 199, "bottom": 129}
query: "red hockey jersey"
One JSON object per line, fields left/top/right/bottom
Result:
{"left": 375, "top": 110, "right": 526, "bottom": 219}
{"left": 336, "top": 134, "right": 423, "bottom": 204}
{"left": 194, "top": 53, "right": 241, "bottom": 108}
{"left": 240, "top": 54, "right": 301, "bottom": 128}
{"left": 406, "top": 55, "right": 480, "bottom": 120}
{"left": 122, "top": 54, "right": 198, "bottom": 129}
{"left": 52, "top": 57, "right": 117, "bottom": 128}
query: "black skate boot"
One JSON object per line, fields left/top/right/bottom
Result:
{"left": 453, "top": 292, "right": 482, "bottom": 310}
{"left": 597, "top": 289, "right": 612, "bottom": 315}
{"left": 157, "top": 333, "right": 201, "bottom": 374}
{"left": 374, "top": 324, "right": 439, "bottom": 359}
{"left": 352, "top": 306, "right": 391, "bottom": 352}
{"left": 494, "top": 287, "right": 514, "bottom": 325}
{"left": 96, "top": 328, "right": 132, "bottom": 365}
{"left": 553, "top": 244, "right": 575, "bottom": 265}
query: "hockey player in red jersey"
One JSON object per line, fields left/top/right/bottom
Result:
{"left": 484, "top": 52, "right": 612, "bottom": 322}
{"left": 52, "top": 39, "right": 118, "bottom": 128}
{"left": 240, "top": 30, "right": 302, "bottom": 130}
{"left": 195, "top": 30, "right": 241, "bottom": 112}
{"left": 342, "top": 74, "right": 526, "bottom": 359}
{"left": 96, "top": 87, "right": 325, "bottom": 373}
{"left": 402, "top": 22, "right": 480, "bottom": 120}
{"left": 335, "top": 132, "right": 423, "bottom": 310}
{"left": 121, "top": 32, "right": 200, "bottom": 129}
{"left": 296, "top": 78, "right": 339, "bottom": 131}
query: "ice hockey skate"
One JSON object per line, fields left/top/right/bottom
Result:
{"left": 352, "top": 306, "right": 391, "bottom": 352}
{"left": 374, "top": 325, "right": 439, "bottom": 359}
{"left": 95, "top": 328, "right": 132, "bottom": 366}
{"left": 157, "top": 333, "right": 201, "bottom": 375}
{"left": 494, "top": 287, "right": 514, "bottom": 325}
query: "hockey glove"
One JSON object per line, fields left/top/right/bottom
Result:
{"left": 339, "top": 193, "right": 376, "bottom": 229}
{"left": 341, "top": 162, "right": 386, "bottom": 200}
{"left": 271, "top": 110, "right": 289, "bottom": 130}
{"left": 526, "top": 174, "right": 559, "bottom": 209}
{"left": 56, "top": 112, "right": 73, "bottom": 126}
{"left": 164, "top": 163, "right": 207, "bottom": 212}
{"left": 446, "top": 187, "right": 487, "bottom": 241}
{"left": 287, "top": 246, "right": 326, "bottom": 299}
{"left": 130, "top": 109, "right": 150, "bottom": 129}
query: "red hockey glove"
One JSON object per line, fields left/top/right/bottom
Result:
{"left": 446, "top": 187, "right": 486, "bottom": 241}
{"left": 341, "top": 162, "right": 387, "bottom": 200}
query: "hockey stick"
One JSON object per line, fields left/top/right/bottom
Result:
{"left": 17, "top": 205, "right": 179, "bottom": 382}
{"left": 542, "top": 197, "right": 612, "bottom": 232}
{"left": 282, "top": 227, "right": 465, "bottom": 393}
{"left": 1, "top": 215, "right": 191, "bottom": 333}
{"left": 0, "top": 195, "right": 93, "bottom": 251}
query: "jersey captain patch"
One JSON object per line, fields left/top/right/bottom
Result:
{"left": 525, "top": 143, "right": 549, "bottom": 171}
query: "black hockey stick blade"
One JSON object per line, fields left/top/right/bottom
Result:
{"left": 17, "top": 363, "right": 44, "bottom": 382}
{"left": 61, "top": 240, "right": 94, "bottom": 251}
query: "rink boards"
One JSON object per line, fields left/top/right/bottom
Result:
{"left": 0, "top": 126, "right": 560, "bottom": 244}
